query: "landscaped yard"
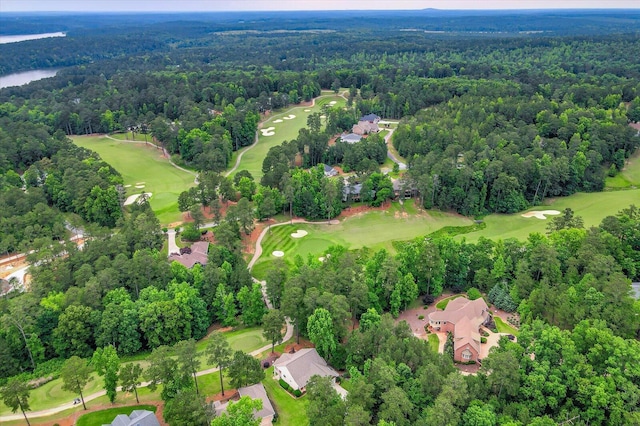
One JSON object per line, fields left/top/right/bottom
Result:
{"left": 435, "top": 295, "right": 463, "bottom": 310}
{"left": 251, "top": 200, "right": 473, "bottom": 279}
{"left": 494, "top": 316, "right": 519, "bottom": 336}
{"left": 262, "top": 367, "right": 309, "bottom": 426}
{"left": 76, "top": 404, "right": 156, "bottom": 426}
{"left": 72, "top": 135, "right": 196, "bottom": 225}
{"left": 428, "top": 334, "right": 440, "bottom": 353}
{"left": 229, "top": 94, "right": 346, "bottom": 180}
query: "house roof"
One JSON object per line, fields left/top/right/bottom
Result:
{"left": 323, "top": 164, "right": 337, "bottom": 175}
{"left": 273, "top": 348, "right": 338, "bottom": 389}
{"left": 104, "top": 410, "right": 160, "bottom": 426}
{"left": 168, "top": 241, "right": 209, "bottom": 268}
{"left": 340, "top": 133, "right": 362, "bottom": 144}
{"left": 360, "top": 113, "right": 380, "bottom": 122}
{"left": 429, "top": 297, "right": 488, "bottom": 325}
{"left": 239, "top": 383, "right": 276, "bottom": 419}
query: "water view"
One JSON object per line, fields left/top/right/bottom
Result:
{"left": 0, "top": 32, "right": 66, "bottom": 44}
{"left": 0, "top": 69, "right": 59, "bottom": 89}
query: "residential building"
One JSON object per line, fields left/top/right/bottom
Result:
{"left": 168, "top": 241, "right": 209, "bottom": 268}
{"left": 103, "top": 409, "right": 160, "bottom": 426}
{"left": 273, "top": 348, "right": 339, "bottom": 392}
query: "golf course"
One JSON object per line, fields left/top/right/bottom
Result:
{"left": 72, "top": 135, "right": 196, "bottom": 225}
{"left": 229, "top": 92, "right": 347, "bottom": 180}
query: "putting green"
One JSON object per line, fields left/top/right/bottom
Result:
{"left": 229, "top": 95, "right": 346, "bottom": 180}
{"left": 462, "top": 189, "right": 640, "bottom": 242}
{"left": 72, "top": 136, "right": 196, "bottom": 225}
{"left": 251, "top": 200, "right": 473, "bottom": 279}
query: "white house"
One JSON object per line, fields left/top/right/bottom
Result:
{"left": 273, "top": 348, "right": 339, "bottom": 392}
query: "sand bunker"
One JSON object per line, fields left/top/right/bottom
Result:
{"left": 290, "top": 230, "right": 308, "bottom": 238}
{"left": 261, "top": 127, "right": 276, "bottom": 136}
{"left": 283, "top": 114, "right": 296, "bottom": 120}
{"left": 272, "top": 250, "right": 285, "bottom": 257}
{"left": 521, "top": 210, "right": 561, "bottom": 220}
{"left": 329, "top": 101, "right": 337, "bottom": 105}
{"left": 124, "top": 184, "right": 131, "bottom": 188}
{"left": 304, "top": 109, "right": 311, "bottom": 112}
{"left": 136, "top": 182, "right": 145, "bottom": 185}
{"left": 273, "top": 119, "right": 283, "bottom": 123}
{"left": 135, "top": 185, "right": 145, "bottom": 189}
{"left": 124, "top": 192, "right": 152, "bottom": 206}
{"left": 320, "top": 115, "right": 326, "bottom": 119}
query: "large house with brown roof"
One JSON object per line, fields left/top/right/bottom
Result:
{"left": 168, "top": 241, "right": 209, "bottom": 268}
{"left": 352, "top": 113, "right": 381, "bottom": 135}
{"left": 428, "top": 297, "right": 490, "bottom": 362}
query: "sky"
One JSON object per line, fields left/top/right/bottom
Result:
{"left": 1, "top": 0, "right": 638, "bottom": 12}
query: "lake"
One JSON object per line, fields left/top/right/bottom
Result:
{"left": 0, "top": 32, "right": 66, "bottom": 44}
{"left": 0, "top": 69, "right": 59, "bottom": 89}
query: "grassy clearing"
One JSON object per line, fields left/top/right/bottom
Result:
{"left": 462, "top": 189, "right": 640, "bottom": 242}
{"left": 494, "top": 317, "right": 519, "bottom": 336}
{"left": 72, "top": 135, "right": 195, "bottom": 225}
{"left": 436, "top": 295, "right": 463, "bottom": 310}
{"left": 428, "top": 334, "right": 440, "bottom": 353}
{"left": 263, "top": 367, "right": 309, "bottom": 426}
{"left": 230, "top": 95, "right": 346, "bottom": 180}
{"left": 606, "top": 150, "right": 640, "bottom": 189}
{"left": 76, "top": 404, "right": 156, "bottom": 426}
{"left": 251, "top": 200, "right": 473, "bottom": 279}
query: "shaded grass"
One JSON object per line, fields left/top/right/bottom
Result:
{"left": 230, "top": 95, "right": 346, "bottom": 180}
{"left": 262, "top": 367, "right": 309, "bottom": 426}
{"left": 72, "top": 135, "right": 195, "bottom": 225}
{"left": 495, "top": 317, "right": 519, "bottom": 336}
{"left": 436, "top": 295, "right": 463, "bottom": 310}
{"left": 462, "top": 189, "right": 640, "bottom": 242}
{"left": 605, "top": 150, "right": 640, "bottom": 189}
{"left": 428, "top": 334, "right": 440, "bottom": 353}
{"left": 76, "top": 404, "right": 156, "bottom": 426}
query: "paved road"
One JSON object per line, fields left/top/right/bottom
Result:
{"left": 383, "top": 128, "right": 407, "bottom": 170}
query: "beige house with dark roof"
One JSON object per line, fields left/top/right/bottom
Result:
{"left": 428, "top": 297, "right": 490, "bottom": 362}
{"left": 273, "top": 348, "right": 339, "bottom": 392}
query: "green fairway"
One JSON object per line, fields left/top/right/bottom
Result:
{"left": 251, "top": 200, "right": 473, "bottom": 279}
{"left": 462, "top": 189, "right": 640, "bottom": 242}
{"left": 0, "top": 371, "right": 103, "bottom": 415}
{"left": 230, "top": 95, "right": 346, "bottom": 180}
{"left": 606, "top": 150, "right": 640, "bottom": 189}
{"left": 72, "top": 135, "right": 196, "bottom": 225}
{"left": 77, "top": 405, "right": 157, "bottom": 426}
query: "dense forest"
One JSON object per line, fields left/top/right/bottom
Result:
{"left": 1, "top": 10, "right": 639, "bottom": 426}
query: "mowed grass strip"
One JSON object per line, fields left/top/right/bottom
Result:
{"left": 606, "top": 150, "right": 640, "bottom": 188}
{"left": 262, "top": 367, "right": 309, "bottom": 426}
{"left": 230, "top": 95, "right": 346, "bottom": 180}
{"left": 463, "top": 189, "right": 640, "bottom": 242}
{"left": 72, "top": 135, "right": 195, "bottom": 225}
{"left": 76, "top": 405, "right": 157, "bottom": 426}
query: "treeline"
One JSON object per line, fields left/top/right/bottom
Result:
{"left": 0, "top": 117, "right": 123, "bottom": 255}
{"left": 396, "top": 89, "right": 638, "bottom": 215}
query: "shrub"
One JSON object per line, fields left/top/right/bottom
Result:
{"left": 293, "top": 389, "right": 302, "bottom": 397}
{"left": 279, "top": 378, "right": 292, "bottom": 392}
{"left": 181, "top": 223, "right": 201, "bottom": 241}
{"left": 481, "top": 337, "right": 487, "bottom": 344}
{"left": 418, "top": 315, "right": 424, "bottom": 320}
{"left": 467, "top": 287, "right": 482, "bottom": 301}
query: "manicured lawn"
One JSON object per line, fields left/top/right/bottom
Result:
{"left": 606, "top": 150, "right": 640, "bottom": 189}
{"left": 428, "top": 334, "right": 440, "bottom": 353}
{"left": 72, "top": 135, "right": 196, "bottom": 225}
{"left": 229, "top": 95, "right": 346, "bottom": 180}
{"left": 435, "top": 294, "right": 463, "bottom": 310}
{"left": 252, "top": 200, "right": 473, "bottom": 279}
{"left": 494, "top": 317, "right": 519, "bottom": 336}
{"left": 76, "top": 404, "right": 156, "bottom": 426}
{"left": 262, "top": 367, "right": 309, "bottom": 426}
{"left": 462, "top": 189, "right": 640, "bottom": 242}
